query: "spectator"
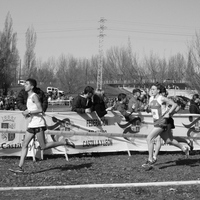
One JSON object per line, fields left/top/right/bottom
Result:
{"left": 113, "top": 93, "right": 133, "bottom": 122}
{"left": 0, "top": 97, "right": 4, "bottom": 109}
{"left": 71, "top": 86, "right": 94, "bottom": 114}
{"left": 189, "top": 94, "right": 200, "bottom": 114}
{"left": 7, "top": 95, "right": 15, "bottom": 110}
{"left": 128, "top": 89, "right": 146, "bottom": 113}
{"left": 92, "top": 89, "right": 108, "bottom": 118}
{"left": 139, "top": 93, "right": 149, "bottom": 105}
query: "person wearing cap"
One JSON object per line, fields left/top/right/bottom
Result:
{"left": 128, "top": 88, "right": 146, "bottom": 113}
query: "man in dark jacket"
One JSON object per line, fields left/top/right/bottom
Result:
{"left": 189, "top": 94, "right": 200, "bottom": 114}
{"left": 17, "top": 86, "right": 48, "bottom": 112}
{"left": 92, "top": 89, "right": 107, "bottom": 118}
{"left": 71, "top": 86, "right": 94, "bottom": 114}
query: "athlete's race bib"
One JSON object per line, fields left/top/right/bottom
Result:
{"left": 151, "top": 109, "right": 159, "bottom": 120}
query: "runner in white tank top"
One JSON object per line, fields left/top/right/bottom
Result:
{"left": 142, "top": 83, "right": 190, "bottom": 170}
{"left": 9, "top": 78, "right": 75, "bottom": 174}
{"left": 27, "top": 93, "right": 46, "bottom": 128}
{"left": 152, "top": 86, "right": 193, "bottom": 163}
{"left": 149, "top": 94, "right": 168, "bottom": 126}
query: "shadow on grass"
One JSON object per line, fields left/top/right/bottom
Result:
{"left": 158, "top": 158, "right": 200, "bottom": 169}
{"left": 31, "top": 162, "right": 93, "bottom": 174}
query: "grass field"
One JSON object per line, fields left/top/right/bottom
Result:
{"left": 1, "top": 105, "right": 199, "bottom": 200}
{"left": 1, "top": 152, "right": 200, "bottom": 200}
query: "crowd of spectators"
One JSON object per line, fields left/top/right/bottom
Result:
{"left": 0, "top": 93, "right": 17, "bottom": 110}
{"left": 71, "top": 85, "right": 195, "bottom": 123}
{"left": 0, "top": 85, "right": 197, "bottom": 114}
{"left": 47, "top": 91, "right": 65, "bottom": 101}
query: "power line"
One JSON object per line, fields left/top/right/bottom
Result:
{"left": 107, "top": 28, "right": 194, "bottom": 37}
{"left": 5, "top": 19, "right": 200, "bottom": 30}
{"left": 16, "top": 32, "right": 192, "bottom": 45}
{"left": 107, "top": 19, "right": 200, "bottom": 30}
{"left": 15, "top": 27, "right": 195, "bottom": 39}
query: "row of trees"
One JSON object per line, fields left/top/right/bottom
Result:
{"left": 0, "top": 13, "right": 19, "bottom": 95}
{"left": 0, "top": 13, "right": 200, "bottom": 95}
{"left": 0, "top": 13, "right": 37, "bottom": 95}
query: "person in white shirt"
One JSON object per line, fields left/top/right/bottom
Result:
{"left": 142, "top": 83, "right": 189, "bottom": 170}
{"left": 9, "top": 78, "right": 75, "bottom": 173}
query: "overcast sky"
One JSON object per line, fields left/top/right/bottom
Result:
{"left": 0, "top": 0, "right": 200, "bottom": 62}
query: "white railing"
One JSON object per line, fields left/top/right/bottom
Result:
{"left": 48, "top": 99, "right": 71, "bottom": 106}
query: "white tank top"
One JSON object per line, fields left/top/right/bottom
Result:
{"left": 149, "top": 95, "right": 167, "bottom": 122}
{"left": 27, "top": 93, "right": 46, "bottom": 128}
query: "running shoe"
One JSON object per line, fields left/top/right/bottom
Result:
{"left": 183, "top": 146, "right": 190, "bottom": 157}
{"left": 9, "top": 166, "right": 24, "bottom": 173}
{"left": 65, "top": 138, "right": 75, "bottom": 148}
{"left": 153, "top": 156, "right": 157, "bottom": 163}
{"left": 142, "top": 159, "right": 157, "bottom": 169}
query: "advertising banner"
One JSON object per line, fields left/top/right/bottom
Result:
{"left": 0, "top": 110, "right": 200, "bottom": 158}
{"left": 0, "top": 111, "right": 33, "bottom": 157}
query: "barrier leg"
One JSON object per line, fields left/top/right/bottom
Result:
{"left": 41, "top": 150, "right": 44, "bottom": 160}
{"left": 126, "top": 140, "right": 131, "bottom": 156}
{"left": 65, "top": 153, "right": 69, "bottom": 161}
{"left": 127, "top": 150, "right": 131, "bottom": 156}
{"left": 64, "top": 147, "right": 69, "bottom": 161}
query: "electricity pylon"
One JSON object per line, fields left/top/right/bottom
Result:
{"left": 97, "top": 17, "right": 106, "bottom": 90}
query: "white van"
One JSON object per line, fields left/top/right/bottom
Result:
{"left": 18, "top": 80, "right": 26, "bottom": 86}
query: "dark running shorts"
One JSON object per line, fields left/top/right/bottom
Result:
{"left": 166, "top": 117, "right": 175, "bottom": 129}
{"left": 154, "top": 118, "right": 167, "bottom": 128}
{"left": 154, "top": 117, "right": 175, "bottom": 129}
{"left": 27, "top": 127, "right": 47, "bottom": 134}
